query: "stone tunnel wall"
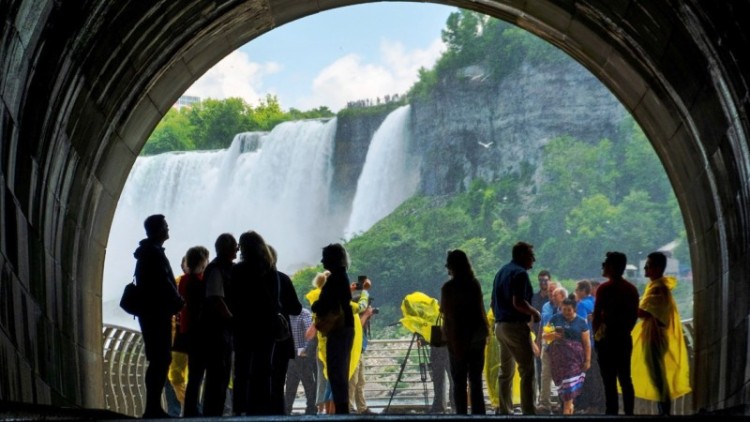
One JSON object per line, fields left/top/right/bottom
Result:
{"left": 0, "top": 0, "right": 748, "bottom": 413}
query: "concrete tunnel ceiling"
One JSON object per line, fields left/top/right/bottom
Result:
{"left": 0, "top": 0, "right": 748, "bottom": 413}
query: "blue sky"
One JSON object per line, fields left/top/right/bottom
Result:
{"left": 184, "top": 2, "right": 456, "bottom": 111}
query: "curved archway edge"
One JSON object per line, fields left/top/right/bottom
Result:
{"left": 0, "top": 0, "right": 747, "bottom": 413}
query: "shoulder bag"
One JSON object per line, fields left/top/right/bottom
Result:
{"left": 429, "top": 313, "right": 446, "bottom": 347}
{"left": 119, "top": 276, "right": 142, "bottom": 317}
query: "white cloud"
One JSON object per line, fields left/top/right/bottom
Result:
{"left": 298, "top": 37, "right": 445, "bottom": 111}
{"left": 184, "top": 50, "right": 281, "bottom": 105}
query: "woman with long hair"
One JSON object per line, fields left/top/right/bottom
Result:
{"left": 440, "top": 249, "right": 489, "bottom": 414}
{"left": 229, "top": 231, "right": 277, "bottom": 415}
{"left": 311, "top": 243, "right": 355, "bottom": 414}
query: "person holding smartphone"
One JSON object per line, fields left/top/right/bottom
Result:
{"left": 543, "top": 295, "right": 591, "bottom": 415}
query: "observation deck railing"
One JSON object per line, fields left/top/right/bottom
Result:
{"left": 102, "top": 319, "right": 694, "bottom": 416}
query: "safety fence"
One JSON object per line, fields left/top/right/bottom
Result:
{"left": 102, "top": 324, "right": 147, "bottom": 416}
{"left": 102, "top": 319, "right": 694, "bottom": 416}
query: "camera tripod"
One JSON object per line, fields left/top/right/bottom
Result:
{"left": 384, "top": 332, "right": 430, "bottom": 413}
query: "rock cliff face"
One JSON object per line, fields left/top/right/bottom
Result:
{"left": 329, "top": 58, "right": 628, "bottom": 211}
{"left": 410, "top": 59, "right": 628, "bottom": 195}
{"left": 329, "top": 111, "right": 390, "bottom": 227}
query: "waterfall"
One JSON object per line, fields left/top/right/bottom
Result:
{"left": 103, "top": 120, "right": 339, "bottom": 327}
{"left": 345, "top": 105, "right": 420, "bottom": 238}
{"left": 103, "top": 109, "right": 420, "bottom": 329}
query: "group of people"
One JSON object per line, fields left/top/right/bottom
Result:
{"left": 440, "top": 241, "right": 689, "bottom": 416}
{"left": 133, "top": 213, "right": 689, "bottom": 418}
{"left": 393, "top": 242, "right": 688, "bottom": 416}
{"left": 132, "top": 214, "right": 374, "bottom": 418}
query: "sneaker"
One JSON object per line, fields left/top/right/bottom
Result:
{"left": 360, "top": 408, "right": 375, "bottom": 415}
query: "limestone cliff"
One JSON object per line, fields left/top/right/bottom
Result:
{"left": 410, "top": 60, "right": 627, "bottom": 196}
{"left": 329, "top": 58, "right": 628, "bottom": 211}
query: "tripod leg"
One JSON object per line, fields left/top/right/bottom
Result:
{"left": 417, "top": 337, "right": 430, "bottom": 409}
{"left": 385, "top": 333, "right": 417, "bottom": 413}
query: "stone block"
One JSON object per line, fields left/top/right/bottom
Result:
{"left": 689, "top": 81, "right": 731, "bottom": 158}
{"left": 567, "top": 17, "right": 613, "bottom": 72}
{"left": 634, "top": 86, "right": 681, "bottom": 144}
{"left": 526, "top": 0, "right": 572, "bottom": 37}
{"left": 625, "top": 1, "right": 675, "bottom": 59}
{"left": 602, "top": 52, "right": 648, "bottom": 111}
{"left": 117, "top": 97, "right": 161, "bottom": 154}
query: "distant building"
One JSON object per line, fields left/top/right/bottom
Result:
{"left": 174, "top": 95, "right": 200, "bottom": 110}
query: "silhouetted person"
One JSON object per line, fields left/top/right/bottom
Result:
{"left": 634, "top": 251, "right": 691, "bottom": 415}
{"left": 311, "top": 243, "right": 355, "bottom": 414}
{"left": 284, "top": 308, "right": 317, "bottom": 415}
{"left": 491, "top": 241, "right": 541, "bottom": 415}
{"left": 134, "top": 214, "right": 184, "bottom": 418}
{"left": 230, "top": 231, "right": 278, "bottom": 415}
{"left": 200, "top": 233, "right": 237, "bottom": 416}
{"left": 269, "top": 246, "right": 302, "bottom": 415}
{"left": 440, "top": 249, "right": 489, "bottom": 415}
{"left": 427, "top": 339, "right": 455, "bottom": 413}
{"left": 179, "top": 246, "right": 210, "bottom": 416}
{"left": 592, "top": 251, "right": 639, "bottom": 415}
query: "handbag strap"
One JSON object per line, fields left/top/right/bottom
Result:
{"left": 275, "top": 271, "right": 283, "bottom": 313}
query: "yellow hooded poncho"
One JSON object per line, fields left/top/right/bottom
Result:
{"left": 631, "top": 276, "right": 691, "bottom": 400}
{"left": 484, "top": 308, "right": 525, "bottom": 407}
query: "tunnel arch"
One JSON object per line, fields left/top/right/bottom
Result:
{"left": 0, "top": 0, "right": 747, "bottom": 413}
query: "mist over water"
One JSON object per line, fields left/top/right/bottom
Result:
{"left": 104, "top": 110, "right": 418, "bottom": 328}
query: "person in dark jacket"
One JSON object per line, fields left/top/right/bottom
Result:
{"left": 440, "top": 249, "right": 489, "bottom": 414}
{"left": 592, "top": 251, "right": 639, "bottom": 415}
{"left": 311, "top": 243, "right": 355, "bottom": 414}
{"left": 200, "top": 233, "right": 237, "bottom": 416}
{"left": 134, "top": 214, "right": 184, "bottom": 418}
{"left": 268, "top": 245, "right": 302, "bottom": 415}
{"left": 229, "top": 231, "right": 278, "bottom": 415}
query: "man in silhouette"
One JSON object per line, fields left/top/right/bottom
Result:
{"left": 134, "top": 214, "right": 184, "bottom": 418}
{"left": 592, "top": 251, "right": 639, "bottom": 415}
{"left": 635, "top": 251, "right": 690, "bottom": 415}
{"left": 195, "top": 233, "right": 237, "bottom": 416}
{"left": 491, "top": 241, "right": 541, "bottom": 415}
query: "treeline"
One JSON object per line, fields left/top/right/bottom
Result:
{"left": 408, "top": 10, "right": 565, "bottom": 99}
{"left": 291, "top": 116, "right": 691, "bottom": 336}
{"left": 142, "top": 95, "right": 334, "bottom": 155}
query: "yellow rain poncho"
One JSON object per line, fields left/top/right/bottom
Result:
{"left": 306, "top": 287, "right": 362, "bottom": 380}
{"left": 484, "top": 309, "right": 525, "bottom": 407}
{"left": 630, "top": 276, "right": 691, "bottom": 400}
{"left": 399, "top": 292, "right": 440, "bottom": 341}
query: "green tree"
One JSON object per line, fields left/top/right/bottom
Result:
{"left": 142, "top": 108, "right": 194, "bottom": 155}
{"left": 187, "top": 97, "right": 252, "bottom": 150}
{"left": 250, "top": 94, "right": 286, "bottom": 131}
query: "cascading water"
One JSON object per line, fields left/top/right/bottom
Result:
{"left": 344, "top": 105, "right": 420, "bottom": 239}
{"left": 103, "top": 107, "right": 420, "bottom": 329}
{"left": 103, "top": 119, "right": 340, "bottom": 328}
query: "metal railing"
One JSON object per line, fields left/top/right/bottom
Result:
{"left": 102, "top": 324, "right": 147, "bottom": 416}
{"left": 102, "top": 319, "right": 695, "bottom": 416}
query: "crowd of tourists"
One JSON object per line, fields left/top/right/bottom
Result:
{"left": 130, "top": 214, "right": 690, "bottom": 418}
